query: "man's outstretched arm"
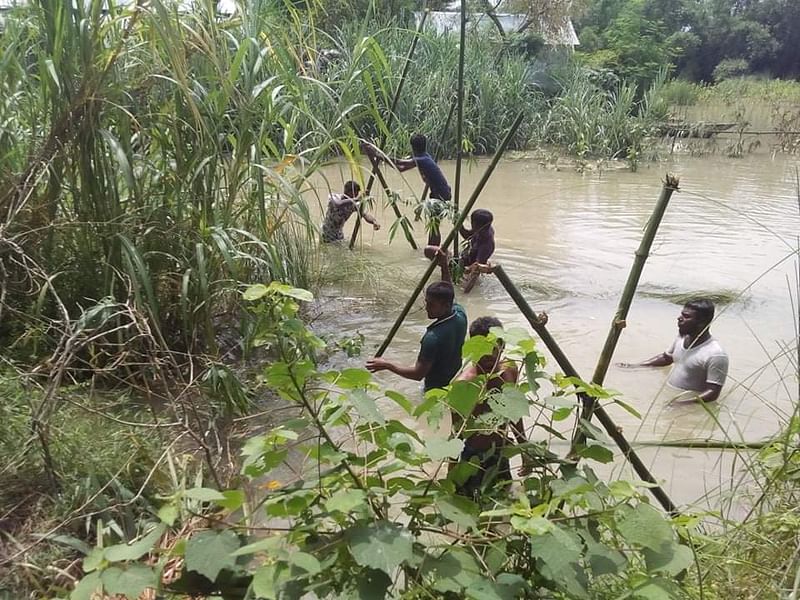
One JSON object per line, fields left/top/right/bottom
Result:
{"left": 366, "top": 357, "right": 432, "bottom": 381}
{"left": 618, "top": 352, "right": 673, "bottom": 368}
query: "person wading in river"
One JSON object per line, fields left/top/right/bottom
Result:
{"left": 620, "top": 298, "right": 729, "bottom": 402}
{"left": 452, "top": 316, "right": 529, "bottom": 499}
{"left": 366, "top": 247, "right": 466, "bottom": 392}
{"left": 321, "top": 180, "right": 380, "bottom": 244}
{"left": 362, "top": 134, "right": 451, "bottom": 246}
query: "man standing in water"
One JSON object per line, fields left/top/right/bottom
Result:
{"left": 321, "top": 181, "right": 380, "bottom": 243}
{"left": 623, "top": 299, "right": 729, "bottom": 402}
{"left": 363, "top": 134, "right": 451, "bottom": 246}
{"left": 366, "top": 248, "right": 466, "bottom": 392}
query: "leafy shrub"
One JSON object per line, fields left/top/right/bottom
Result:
{"left": 660, "top": 79, "right": 702, "bottom": 106}
{"left": 712, "top": 58, "right": 751, "bottom": 82}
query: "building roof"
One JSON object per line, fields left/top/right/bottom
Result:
{"left": 416, "top": 10, "right": 580, "bottom": 46}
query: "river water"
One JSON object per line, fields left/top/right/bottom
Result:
{"left": 311, "top": 151, "right": 799, "bottom": 513}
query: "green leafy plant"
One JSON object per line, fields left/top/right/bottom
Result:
{"left": 68, "top": 284, "right": 698, "bottom": 599}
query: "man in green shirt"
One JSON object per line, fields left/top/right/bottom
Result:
{"left": 366, "top": 247, "right": 467, "bottom": 391}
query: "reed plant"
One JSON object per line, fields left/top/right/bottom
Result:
{"left": 538, "top": 66, "right": 668, "bottom": 164}
{"left": 0, "top": 0, "right": 399, "bottom": 361}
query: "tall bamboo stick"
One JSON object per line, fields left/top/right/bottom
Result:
{"left": 349, "top": 9, "right": 429, "bottom": 250}
{"left": 374, "top": 111, "right": 525, "bottom": 357}
{"left": 493, "top": 265, "right": 679, "bottom": 515}
{"left": 368, "top": 155, "right": 417, "bottom": 249}
{"left": 573, "top": 175, "right": 680, "bottom": 447}
{"left": 452, "top": 0, "right": 467, "bottom": 252}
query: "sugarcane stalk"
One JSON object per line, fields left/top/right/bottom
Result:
{"left": 573, "top": 175, "right": 680, "bottom": 448}
{"left": 375, "top": 111, "right": 525, "bottom": 357}
{"left": 493, "top": 264, "right": 679, "bottom": 515}
{"left": 349, "top": 9, "right": 429, "bottom": 250}
{"left": 452, "top": 0, "right": 467, "bottom": 252}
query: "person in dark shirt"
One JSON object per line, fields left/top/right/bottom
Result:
{"left": 366, "top": 248, "right": 467, "bottom": 392}
{"left": 363, "top": 134, "right": 452, "bottom": 246}
{"left": 458, "top": 209, "right": 495, "bottom": 293}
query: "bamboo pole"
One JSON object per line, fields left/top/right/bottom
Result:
{"left": 634, "top": 439, "right": 771, "bottom": 450}
{"left": 452, "top": 0, "right": 467, "bottom": 252}
{"left": 573, "top": 175, "right": 680, "bottom": 448}
{"left": 349, "top": 9, "right": 429, "bottom": 250}
{"left": 374, "top": 111, "right": 525, "bottom": 357}
{"left": 492, "top": 265, "right": 679, "bottom": 515}
{"left": 368, "top": 155, "right": 417, "bottom": 249}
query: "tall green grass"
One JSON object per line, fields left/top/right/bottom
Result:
{"left": 0, "top": 0, "right": 392, "bottom": 360}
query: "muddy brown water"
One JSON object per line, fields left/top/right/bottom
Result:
{"left": 309, "top": 151, "right": 799, "bottom": 514}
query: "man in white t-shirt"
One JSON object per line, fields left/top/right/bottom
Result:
{"left": 624, "top": 299, "right": 729, "bottom": 402}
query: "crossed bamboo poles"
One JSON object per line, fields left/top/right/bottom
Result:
{"left": 348, "top": 8, "right": 682, "bottom": 513}
{"left": 372, "top": 116, "right": 681, "bottom": 514}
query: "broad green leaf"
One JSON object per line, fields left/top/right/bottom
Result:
{"left": 578, "top": 418, "right": 608, "bottom": 442}
{"left": 631, "top": 576, "right": 684, "bottom": 599}
{"left": 185, "top": 529, "right": 240, "bottom": 581}
{"left": 218, "top": 490, "right": 246, "bottom": 511}
{"left": 488, "top": 386, "right": 530, "bottom": 422}
{"left": 70, "top": 571, "right": 102, "bottom": 600}
{"left": 510, "top": 515, "right": 554, "bottom": 536}
{"left": 184, "top": 487, "right": 226, "bottom": 502}
{"left": 347, "top": 521, "right": 413, "bottom": 575}
{"left": 552, "top": 406, "right": 573, "bottom": 421}
{"left": 446, "top": 380, "right": 481, "bottom": 417}
{"left": 242, "top": 284, "right": 269, "bottom": 301}
{"left": 290, "top": 551, "right": 321, "bottom": 574}
{"left": 617, "top": 504, "right": 674, "bottom": 551}
{"left": 350, "top": 390, "right": 385, "bottom": 424}
{"left": 644, "top": 543, "right": 694, "bottom": 576}
{"left": 461, "top": 334, "right": 496, "bottom": 363}
{"left": 467, "top": 578, "right": 518, "bottom": 600}
{"left": 531, "top": 526, "right": 588, "bottom": 598}
{"left": 157, "top": 503, "right": 179, "bottom": 526}
{"left": 231, "top": 535, "right": 283, "bottom": 557}
{"left": 425, "top": 437, "right": 464, "bottom": 461}
{"left": 355, "top": 568, "right": 392, "bottom": 600}
{"left": 423, "top": 549, "right": 482, "bottom": 593}
{"left": 325, "top": 489, "right": 367, "bottom": 513}
{"left": 583, "top": 537, "right": 627, "bottom": 576}
{"left": 101, "top": 564, "right": 156, "bottom": 599}
{"left": 385, "top": 390, "right": 413, "bottom": 415}
{"left": 436, "top": 495, "right": 479, "bottom": 530}
{"left": 577, "top": 443, "right": 614, "bottom": 464}
{"left": 104, "top": 524, "right": 165, "bottom": 562}
{"left": 338, "top": 368, "right": 372, "bottom": 389}
{"left": 252, "top": 563, "right": 290, "bottom": 599}
{"left": 83, "top": 547, "right": 106, "bottom": 572}
{"left": 269, "top": 282, "right": 313, "bottom": 302}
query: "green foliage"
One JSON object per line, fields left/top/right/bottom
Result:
{"left": 575, "top": 0, "right": 800, "bottom": 82}
{"left": 712, "top": 59, "right": 751, "bottom": 83}
{"left": 66, "top": 283, "right": 699, "bottom": 599}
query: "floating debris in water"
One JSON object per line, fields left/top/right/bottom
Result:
{"left": 638, "top": 286, "right": 744, "bottom": 306}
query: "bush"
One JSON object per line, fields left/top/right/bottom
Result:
{"left": 660, "top": 79, "right": 702, "bottom": 106}
{"left": 713, "top": 58, "right": 751, "bottom": 82}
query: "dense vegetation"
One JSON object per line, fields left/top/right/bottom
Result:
{"left": 0, "top": 0, "right": 797, "bottom": 598}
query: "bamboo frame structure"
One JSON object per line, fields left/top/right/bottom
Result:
{"left": 492, "top": 265, "right": 678, "bottom": 515}
{"left": 572, "top": 175, "right": 680, "bottom": 449}
{"left": 349, "top": 10, "right": 429, "bottom": 250}
{"left": 374, "top": 111, "right": 525, "bottom": 357}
